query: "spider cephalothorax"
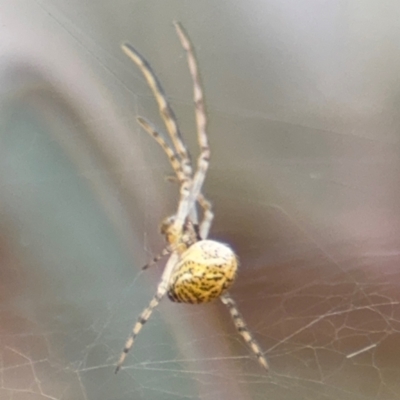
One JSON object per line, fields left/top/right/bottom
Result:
{"left": 160, "top": 215, "right": 199, "bottom": 249}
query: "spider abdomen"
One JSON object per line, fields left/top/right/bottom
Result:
{"left": 167, "top": 240, "right": 238, "bottom": 304}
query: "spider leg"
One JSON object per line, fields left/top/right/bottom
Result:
{"left": 142, "top": 245, "right": 172, "bottom": 270}
{"left": 172, "top": 23, "right": 210, "bottom": 233}
{"left": 115, "top": 252, "right": 180, "bottom": 373}
{"left": 115, "top": 291, "right": 163, "bottom": 373}
{"left": 174, "top": 22, "right": 207, "bottom": 158}
{"left": 220, "top": 293, "right": 269, "bottom": 371}
{"left": 197, "top": 196, "right": 213, "bottom": 240}
{"left": 136, "top": 116, "right": 186, "bottom": 182}
{"left": 137, "top": 116, "right": 213, "bottom": 240}
{"left": 122, "top": 43, "right": 200, "bottom": 231}
{"left": 121, "top": 43, "right": 193, "bottom": 181}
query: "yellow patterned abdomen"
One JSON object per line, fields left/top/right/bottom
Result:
{"left": 167, "top": 240, "right": 238, "bottom": 304}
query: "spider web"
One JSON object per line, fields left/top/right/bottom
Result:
{"left": 1, "top": 1, "right": 400, "bottom": 400}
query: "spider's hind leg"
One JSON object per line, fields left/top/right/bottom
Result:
{"left": 220, "top": 293, "right": 269, "bottom": 371}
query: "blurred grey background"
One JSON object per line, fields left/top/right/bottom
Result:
{"left": 1, "top": 1, "right": 400, "bottom": 399}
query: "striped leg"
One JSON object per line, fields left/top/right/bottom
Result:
{"left": 142, "top": 246, "right": 173, "bottom": 270}
{"left": 220, "top": 293, "right": 269, "bottom": 371}
{"left": 174, "top": 22, "right": 208, "bottom": 164}
{"left": 122, "top": 43, "right": 197, "bottom": 236}
{"left": 172, "top": 23, "right": 211, "bottom": 232}
{"left": 121, "top": 43, "right": 193, "bottom": 181}
{"left": 137, "top": 116, "right": 213, "bottom": 241}
{"left": 136, "top": 116, "right": 186, "bottom": 182}
{"left": 115, "top": 292, "right": 163, "bottom": 373}
{"left": 197, "top": 195, "right": 213, "bottom": 240}
{"left": 115, "top": 252, "right": 180, "bottom": 373}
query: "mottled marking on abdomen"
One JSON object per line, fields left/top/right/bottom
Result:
{"left": 167, "top": 240, "right": 238, "bottom": 304}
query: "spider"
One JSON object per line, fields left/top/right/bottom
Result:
{"left": 115, "top": 22, "right": 268, "bottom": 373}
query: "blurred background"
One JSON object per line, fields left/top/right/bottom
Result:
{"left": 1, "top": 1, "right": 400, "bottom": 399}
